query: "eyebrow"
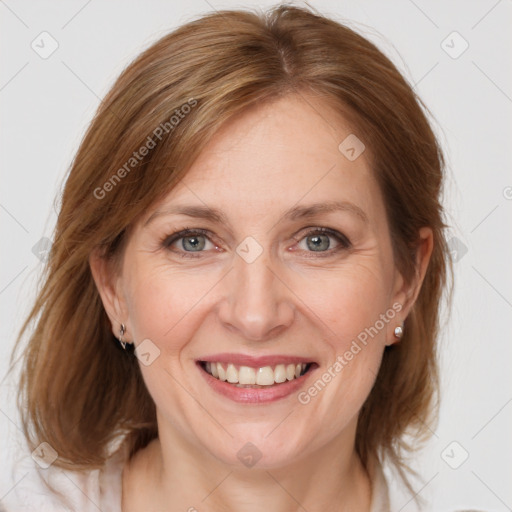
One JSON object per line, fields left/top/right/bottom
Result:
{"left": 144, "top": 200, "right": 368, "bottom": 227}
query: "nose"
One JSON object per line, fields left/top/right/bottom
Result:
{"left": 217, "top": 249, "right": 295, "bottom": 341}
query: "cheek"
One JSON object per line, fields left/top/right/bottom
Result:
{"left": 122, "top": 265, "right": 217, "bottom": 437}
{"left": 297, "top": 261, "right": 392, "bottom": 348}
{"left": 293, "top": 261, "right": 392, "bottom": 409}
{"left": 124, "top": 263, "right": 217, "bottom": 343}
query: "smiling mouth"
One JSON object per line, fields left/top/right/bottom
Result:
{"left": 199, "top": 361, "right": 315, "bottom": 388}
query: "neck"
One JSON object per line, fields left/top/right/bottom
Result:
{"left": 123, "top": 424, "right": 372, "bottom": 511}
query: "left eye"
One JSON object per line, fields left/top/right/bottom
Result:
{"left": 296, "top": 228, "right": 350, "bottom": 253}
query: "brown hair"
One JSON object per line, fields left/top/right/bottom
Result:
{"left": 13, "top": 3, "right": 451, "bottom": 483}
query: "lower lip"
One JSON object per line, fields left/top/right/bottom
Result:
{"left": 197, "top": 363, "right": 315, "bottom": 404}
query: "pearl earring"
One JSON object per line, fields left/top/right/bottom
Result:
{"left": 394, "top": 324, "right": 404, "bottom": 339}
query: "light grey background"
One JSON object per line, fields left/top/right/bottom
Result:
{"left": 1, "top": 1, "right": 511, "bottom": 510}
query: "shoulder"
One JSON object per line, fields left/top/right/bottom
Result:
{"left": 369, "top": 458, "right": 391, "bottom": 512}
{"left": 3, "top": 438, "right": 126, "bottom": 512}
{"left": 377, "top": 462, "right": 491, "bottom": 512}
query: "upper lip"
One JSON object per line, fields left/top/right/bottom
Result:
{"left": 198, "top": 353, "right": 315, "bottom": 367}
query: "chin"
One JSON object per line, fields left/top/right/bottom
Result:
{"left": 199, "top": 426, "right": 313, "bottom": 470}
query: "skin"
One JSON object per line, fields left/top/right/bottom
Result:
{"left": 91, "top": 93, "right": 433, "bottom": 511}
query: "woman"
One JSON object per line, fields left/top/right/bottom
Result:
{"left": 10, "top": 4, "right": 451, "bottom": 511}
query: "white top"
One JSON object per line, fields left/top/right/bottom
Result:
{"left": 4, "top": 442, "right": 390, "bottom": 512}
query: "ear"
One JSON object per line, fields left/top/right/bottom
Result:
{"left": 389, "top": 227, "right": 434, "bottom": 344}
{"left": 89, "top": 249, "right": 130, "bottom": 340}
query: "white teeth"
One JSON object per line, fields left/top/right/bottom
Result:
{"left": 256, "top": 366, "right": 275, "bottom": 386}
{"left": 204, "top": 362, "right": 310, "bottom": 386}
{"left": 239, "top": 366, "right": 256, "bottom": 385}
{"left": 217, "top": 363, "right": 227, "bottom": 381}
{"left": 274, "top": 364, "right": 286, "bottom": 383}
{"left": 226, "top": 363, "right": 238, "bottom": 383}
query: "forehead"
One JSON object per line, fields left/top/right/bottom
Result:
{"left": 147, "top": 94, "right": 385, "bottom": 227}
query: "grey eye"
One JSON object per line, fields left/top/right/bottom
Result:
{"left": 295, "top": 228, "right": 350, "bottom": 254}
{"left": 305, "top": 234, "right": 331, "bottom": 252}
{"left": 181, "top": 235, "right": 206, "bottom": 251}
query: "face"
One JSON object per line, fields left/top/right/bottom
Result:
{"left": 97, "top": 94, "right": 413, "bottom": 469}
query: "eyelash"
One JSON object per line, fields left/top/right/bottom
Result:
{"left": 161, "top": 226, "right": 351, "bottom": 259}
